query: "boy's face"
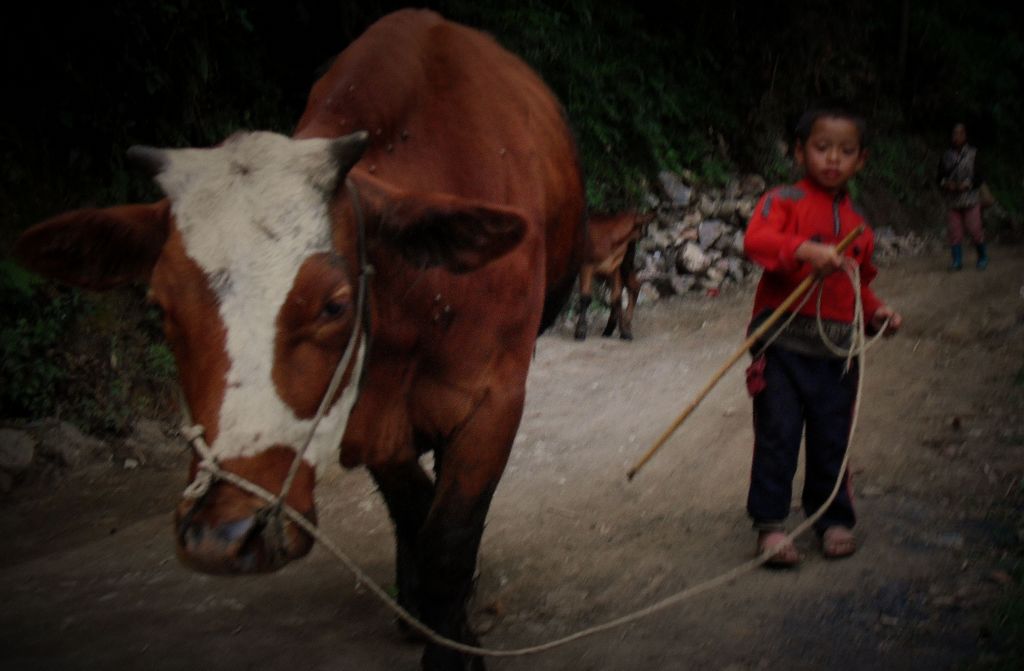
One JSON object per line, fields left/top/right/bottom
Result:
{"left": 795, "top": 116, "right": 866, "bottom": 193}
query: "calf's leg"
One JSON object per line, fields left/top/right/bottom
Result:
{"left": 602, "top": 271, "right": 623, "bottom": 338}
{"left": 619, "top": 267, "right": 640, "bottom": 341}
{"left": 574, "top": 264, "right": 595, "bottom": 340}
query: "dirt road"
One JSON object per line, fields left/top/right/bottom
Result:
{"left": 2, "top": 248, "right": 1022, "bottom": 670}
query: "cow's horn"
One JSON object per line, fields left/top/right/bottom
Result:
{"left": 330, "top": 131, "right": 370, "bottom": 175}
{"left": 126, "top": 145, "right": 170, "bottom": 177}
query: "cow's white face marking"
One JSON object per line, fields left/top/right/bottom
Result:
{"left": 156, "top": 131, "right": 353, "bottom": 472}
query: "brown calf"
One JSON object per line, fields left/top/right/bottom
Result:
{"left": 574, "top": 212, "right": 652, "bottom": 341}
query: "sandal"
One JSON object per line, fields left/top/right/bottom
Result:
{"left": 757, "top": 530, "right": 801, "bottom": 568}
{"left": 821, "top": 526, "right": 857, "bottom": 559}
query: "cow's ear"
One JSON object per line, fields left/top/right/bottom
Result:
{"left": 379, "top": 193, "right": 527, "bottom": 273}
{"left": 14, "top": 202, "right": 171, "bottom": 290}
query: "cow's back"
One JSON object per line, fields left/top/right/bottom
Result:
{"left": 294, "top": 9, "right": 584, "bottom": 326}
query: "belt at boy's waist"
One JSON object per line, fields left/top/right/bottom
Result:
{"left": 748, "top": 310, "right": 854, "bottom": 359}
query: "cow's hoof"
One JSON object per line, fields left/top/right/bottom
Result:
{"left": 620, "top": 330, "right": 633, "bottom": 341}
{"left": 574, "top": 325, "right": 588, "bottom": 341}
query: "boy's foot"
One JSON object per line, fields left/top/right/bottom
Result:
{"left": 757, "top": 530, "right": 801, "bottom": 568}
{"left": 821, "top": 526, "right": 857, "bottom": 559}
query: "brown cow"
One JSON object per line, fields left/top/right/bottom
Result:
{"left": 15, "top": 10, "right": 585, "bottom": 670}
{"left": 573, "top": 212, "right": 652, "bottom": 341}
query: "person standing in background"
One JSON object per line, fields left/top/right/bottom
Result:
{"left": 938, "top": 123, "right": 989, "bottom": 270}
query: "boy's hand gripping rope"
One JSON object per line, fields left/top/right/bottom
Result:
{"left": 627, "top": 224, "right": 865, "bottom": 480}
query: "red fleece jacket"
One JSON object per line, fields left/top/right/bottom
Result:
{"left": 744, "top": 178, "right": 883, "bottom": 324}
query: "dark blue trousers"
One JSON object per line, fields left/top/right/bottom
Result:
{"left": 747, "top": 345, "right": 857, "bottom": 533}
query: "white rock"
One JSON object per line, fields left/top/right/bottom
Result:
{"left": 740, "top": 174, "right": 767, "bottom": 196}
{"left": 727, "top": 257, "right": 746, "bottom": 282}
{"left": 679, "top": 242, "right": 711, "bottom": 274}
{"left": 737, "top": 199, "right": 756, "bottom": 221}
{"left": 637, "top": 283, "right": 660, "bottom": 305}
{"left": 731, "top": 230, "right": 746, "bottom": 255}
{"left": 698, "top": 219, "right": 726, "bottom": 250}
{"left": 657, "top": 171, "right": 692, "bottom": 207}
{"left": 650, "top": 230, "right": 674, "bottom": 249}
{"left": 637, "top": 238, "right": 657, "bottom": 254}
{"left": 700, "top": 275, "right": 725, "bottom": 291}
{"left": 125, "top": 419, "right": 184, "bottom": 467}
{"left": 672, "top": 226, "right": 699, "bottom": 246}
{"left": 133, "top": 419, "right": 166, "bottom": 444}
{"left": 717, "top": 199, "right": 738, "bottom": 219}
{"left": 698, "top": 194, "right": 717, "bottom": 217}
{"left": 682, "top": 211, "right": 703, "bottom": 228}
{"left": 724, "top": 179, "right": 741, "bottom": 200}
{"left": 670, "top": 275, "right": 697, "bottom": 295}
{"left": 712, "top": 228, "right": 735, "bottom": 251}
{"left": 37, "top": 421, "right": 108, "bottom": 468}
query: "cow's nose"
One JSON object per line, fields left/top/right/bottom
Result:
{"left": 177, "top": 513, "right": 263, "bottom": 574}
{"left": 175, "top": 505, "right": 311, "bottom": 575}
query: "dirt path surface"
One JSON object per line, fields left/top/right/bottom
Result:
{"left": 3, "top": 248, "right": 1023, "bottom": 671}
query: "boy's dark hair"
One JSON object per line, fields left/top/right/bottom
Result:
{"left": 794, "top": 102, "right": 869, "bottom": 149}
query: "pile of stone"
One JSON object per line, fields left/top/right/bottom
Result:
{"left": 0, "top": 419, "right": 186, "bottom": 493}
{"left": 635, "top": 171, "right": 766, "bottom": 300}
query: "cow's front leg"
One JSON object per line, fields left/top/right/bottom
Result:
{"left": 417, "top": 487, "right": 494, "bottom": 671}
{"left": 417, "top": 395, "right": 520, "bottom": 671}
{"left": 371, "top": 460, "right": 435, "bottom": 637}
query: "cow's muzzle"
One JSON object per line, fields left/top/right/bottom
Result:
{"left": 174, "top": 486, "right": 315, "bottom": 575}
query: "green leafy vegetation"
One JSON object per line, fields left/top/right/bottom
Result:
{"left": 0, "top": 260, "right": 174, "bottom": 434}
{"left": 0, "top": 261, "right": 79, "bottom": 419}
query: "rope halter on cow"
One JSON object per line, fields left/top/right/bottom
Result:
{"left": 178, "top": 180, "right": 373, "bottom": 531}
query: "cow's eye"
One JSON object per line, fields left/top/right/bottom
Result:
{"left": 321, "top": 298, "right": 348, "bottom": 319}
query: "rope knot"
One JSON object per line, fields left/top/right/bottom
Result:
{"left": 180, "top": 423, "right": 206, "bottom": 443}
{"left": 182, "top": 465, "right": 216, "bottom": 499}
{"left": 180, "top": 423, "right": 218, "bottom": 499}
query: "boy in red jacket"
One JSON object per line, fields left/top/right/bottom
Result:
{"left": 743, "top": 106, "right": 902, "bottom": 567}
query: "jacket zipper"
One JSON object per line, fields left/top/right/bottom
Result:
{"left": 832, "top": 193, "right": 842, "bottom": 238}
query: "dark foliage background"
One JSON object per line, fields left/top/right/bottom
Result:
{"left": 1, "top": 0, "right": 1022, "bottom": 431}
{"left": 3, "top": 0, "right": 1023, "bottom": 237}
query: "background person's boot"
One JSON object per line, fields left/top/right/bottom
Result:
{"left": 950, "top": 244, "right": 963, "bottom": 271}
{"left": 976, "top": 242, "right": 989, "bottom": 270}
